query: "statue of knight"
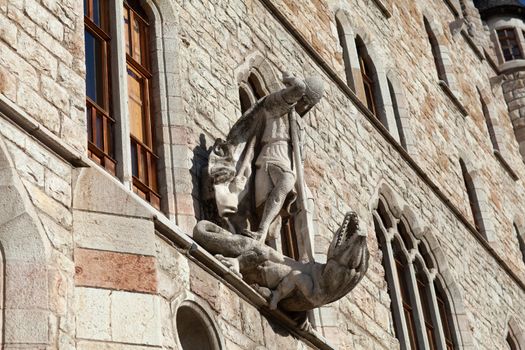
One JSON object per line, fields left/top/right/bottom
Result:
{"left": 196, "top": 72, "right": 369, "bottom": 314}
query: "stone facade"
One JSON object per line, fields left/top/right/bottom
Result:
{"left": 0, "top": 0, "right": 524, "bottom": 349}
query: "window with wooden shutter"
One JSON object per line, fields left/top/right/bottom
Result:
{"left": 124, "top": 1, "right": 160, "bottom": 209}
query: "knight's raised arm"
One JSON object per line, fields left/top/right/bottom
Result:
{"left": 263, "top": 75, "right": 306, "bottom": 116}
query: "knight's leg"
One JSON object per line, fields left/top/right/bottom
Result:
{"left": 257, "top": 165, "right": 295, "bottom": 242}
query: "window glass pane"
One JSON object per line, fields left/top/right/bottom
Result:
{"left": 131, "top": 141, "right": 138, "bottom": 176}
{"left": 85, "top": 31, "right": 105, "bottom": 108}
{"left": 124, "top": 7, "right": 131, "bottom": 56}
{"left": 127, "top": 68, "right": 145, "bottom": 142}
{"left": 132, "top": 16, "right": 143, "bottom": 63}
{"left": 92, "top": 0, "right": 100, "bottom": 26}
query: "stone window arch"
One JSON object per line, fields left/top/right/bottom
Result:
{"left": 477, "top": 86, "right": 505, "bottom": 153}
{"left": 423, "top": 16, "right": 458, "bottom": 94}
{"left": 373, "top": 197, "right": 463, "bottom": 350}
{"left": 174, "top": 300, "right": 222, "bottom": 350}
{"left": 333, "top": 10, "right": 402, "bottom": 142}
{"left": 386, "top": 72, "right": 416, "bottom": 154}
{"left": 334, "top": 9, "right": 362, "bottom": 93}
{"left": 369, "top": 183, "right": 476, "bottom": 349}
{"left": 513, "top": 221, "right": 525, "bottom": 265}
{"left": 507, "top": 317, "right": 525, "bottom": 350}
{"left": 459, "top": 158, "right": 495, "bottom": 241}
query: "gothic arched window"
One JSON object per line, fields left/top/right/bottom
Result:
{"left": 356, "top": 36, "right": 379, "bottom": 117}
{"left": 459, "top": 159, "right": 483, "bottom": 235}
{"left": 374, "top": 198, "right": 460, "bottom": 350}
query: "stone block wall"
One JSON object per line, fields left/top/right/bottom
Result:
{"left": 0, "top": 0, "right": 523, "bottom": 349}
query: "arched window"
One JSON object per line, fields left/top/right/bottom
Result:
{"left": 175, "top": 302, "right": 221, "bottom": 350}
{"left": 238, "top": 71, "right": 268, "bottom": 114}
{"left": 84, "top": 0, "right": 161, "bottom": 209}
{"left": 459, "top": 159, "right": 483, "bottom": 235}
{"left": 514, "top": 223, "right": 525, "bottom": 264}
{"left": 478, "top": 89, "right": 500, "bottom": 152}
{"left": 507, "top": 329, "right": 522, "bottom": 350}
{"left": 424, "top": 17, "right": 447, "bottom": 83}
{"left": 497, "top": 28, "right": 523, "bottom": 62}
{"left": 374, "top": 198, "right": 460, "bottom": 350}
{"left": 335, "top": 16, "right": 356, "bottom": 92}
{"left": 356, "top": 36, "right": 379, "bottom": 117}
{"left": 387, "top": 78, "right": 408, "bottom": 149}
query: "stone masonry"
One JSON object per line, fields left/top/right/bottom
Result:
{"left": 0, "top": 0, "right": 524, "bottom": 349}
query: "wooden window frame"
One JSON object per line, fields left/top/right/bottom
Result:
{"left": 124, "top": 1, "right": 160, "bottom": 209}
{"left": 358, "top": 53, "right": 378, "bottom": 116}
{"left": 497, "top": 28, "right": 523, "bottom": 62}
{"left": 84, "top": 0, "right": 116, "bottom": 175}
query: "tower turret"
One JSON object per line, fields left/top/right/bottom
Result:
{"left": 474, "top": 0, "right": 525, "bottom": 159}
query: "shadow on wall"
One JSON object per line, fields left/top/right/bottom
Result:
{"left": 191, "top": 133, "right": 213, "bottom": 222}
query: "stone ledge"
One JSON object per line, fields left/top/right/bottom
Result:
{"left": 0, "top": 94, "right": 88, "bottom": 168}
{"left": 461, "top": 29, "right": 484, "bottom": 61}
{"left": 499, "top": 59, "right": 525, "bottom": 75}
{"left": 153, "top": 215, "right": 337, "bottom": 350}
{"left": 370, "top": 0, "right": 392, "bottom": 19}
{"left": 438, "top": 80, "right": 469, "bottom": 117}
{"left": 443, "top": 0, "right": 460, "bottom": 17}
{"left": 494, "top": 150, "right": 519, "bottom": 181}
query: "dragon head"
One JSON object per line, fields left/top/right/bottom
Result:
{"left": 323, "top": 211, "right": 369, "bottom": 300}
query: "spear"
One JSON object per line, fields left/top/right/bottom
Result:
{"left": 289, "top": 107, "right": 314, "bottom": 262}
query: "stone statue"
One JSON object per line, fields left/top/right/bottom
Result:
{"left": 196, "top": 73, "right": 369, "bottom": 313}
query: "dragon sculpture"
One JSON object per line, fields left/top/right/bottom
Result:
{"left": 194, "top": 212, "right": 369, "bottom": 312}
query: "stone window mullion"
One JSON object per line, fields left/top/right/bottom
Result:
{"left": 109, "top": 0, "right": 133, "bottom": 187}
{"left": 427, "top": 273, "right": 448, "bottom": 350}
{"left": 406, "top": 257, "right": 431, "bottom": 350}
{"left": 374, "top": 213, "right": 412, "bottom": 350}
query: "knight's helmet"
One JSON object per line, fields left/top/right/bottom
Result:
{"left": 303, "top": 76, "right": 325, "bottom": 108}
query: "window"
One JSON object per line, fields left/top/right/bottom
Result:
{"left": 459, "top": 159, "right": 483, "bottom": 234}
{"left": 238, "top": 72, "right": 267, "bottom": 114}
{"left": 387, "top": 78, "right": 408, "bottom": 150}
{"left": 84, "top": 0, "right": 161, "bottom": 209}
{"left": 497, "top": 28, "right": 523, "bottom": 62}
{"left": 514, "top": 223, "right": 525, "bottom": 264}
{"left": 335, "top": 16, "right": 356, "bottom": 91}
{"left": 356, "top": 37, "right": 378, "bottom": 116}
{"left": 479, "top": 90, "right": 500, "bottom": 152}
{"left": 124, "top": 1, "right": 160, "bottom": 208}
{"left": 507, "top": 330, "right": 521, "bottom": 350}
{"left": 425, "top": 17, "right": 447, "bottom": 83}
{"left": 374, "top": 199, "right": 460, "bottom": 350}
{"left": 84, "top": 0, "right": 115, "bottom": 174}
{"left": 175, "top": 302, "right": 221, "bottom": 350}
